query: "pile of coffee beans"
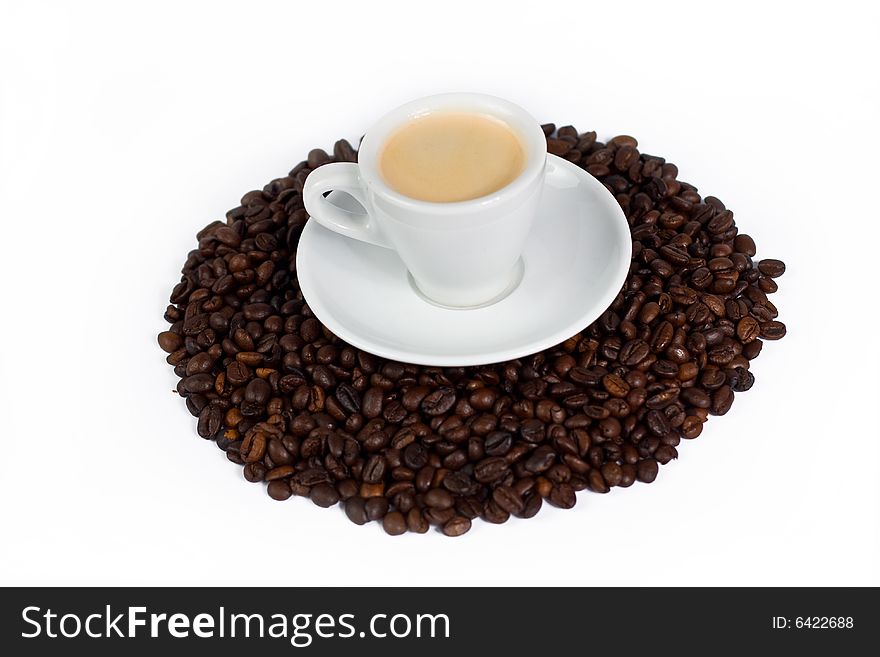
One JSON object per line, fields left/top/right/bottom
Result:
{"left": 159, "top": 125, "right": 786, "bottom": 536}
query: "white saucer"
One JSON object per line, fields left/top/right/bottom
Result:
{"left": 296, "top": 155, "right": 631, "bottom": 366}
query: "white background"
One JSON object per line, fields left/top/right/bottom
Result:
{"left": 1, "top": 0, "right": 878, "bottom": 587}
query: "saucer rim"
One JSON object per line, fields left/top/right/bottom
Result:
{"left": 296, "top": 155, "right": 632, "bottom": 366}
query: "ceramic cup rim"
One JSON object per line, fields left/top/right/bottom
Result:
{"left": 357, "top": 92, "right": 547, "bottom": 217}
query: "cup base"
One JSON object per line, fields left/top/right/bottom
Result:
{"left": 407, "top": 258, "right": 525, "bottom": 310}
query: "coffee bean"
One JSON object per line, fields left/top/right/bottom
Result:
{"left": 520, "top": 418, "right": 546, "bottom": 443}
{"left": 760, "top": 321, "right": 787, "bottom": 340}
{"left": 267, "top": 480, "right": 292, "bottom": 501}
{"left": 517, "top": 493, "right": 543, "bottom": 518}
{"left": 484, "top": 430, "right": 513, "bottom": 456}
{"left": 421, "top": 387, "right": 456, "bottom": 415}
{"left": 482, "top": 501, "right": 510, "bottom": 524}
{"left": 361, "top": 454, "right": 386, "bottom": 484}
{"left": 681, "top": 416, "right": 703, "bottom": 439}
{"left": 637, "top": 459, "right": 659, "bottom": 483}
{"left": 197, "top": 405, "right": 222, "bottom": 439}
{"left": 710, "top": 385, "right": 735, "bottom": 415}
{"left": 382, "top": 511, "right": 407, "bottom": 536}
{"left": 243, "top": 303, "right": 273, "bottom": 321}
{"left": 492, "top": 485, "right": 524, "bottom": 514}
{"left": 736, "top": 316, "right": 761, "bottom": 343}
{"left": 603, "top": 374, "right": 630, "bottom": 398}
{"left": 158, "top": 331, "right": 183, "bottom": 353}
{"left": 757, "top": 259, "right": 786, "bottom": 278}
{"left": 335, "top": 382, "right": 361, "bottom": 414}
{"left": 310, "top": 483, "right": 340, "bottom": 507}
{"left": 365, "top": 496, "right": 389, "bottom": 520}
{"left": 469, "top": 387, "right": 497, "bottom": 411}
{"left": 525, "top": 445, "right": 556, "bottom": 473}
{"left": 424, "top": 488, "right": 454, "bottom": 509}
{"left": 240, "top": 430, "right": 267, "bottom": 463}
{"left": 442, "top": 515, "right": 472, "bottom": 537}
{"left": 588, "top": 468, "right": 610, "bottom": 493}
{"left": 548, "top": 483, "right": 576, "bottom": 508}
{"left": 244, "top": 377, "right": 271, "bottom": 404}
{"left": 474, "top": 457, "right": 508, "bottom": 483}
{"left": 243, "top": 462, "right": 266, "bottom": 483}
{"left": 654, "top": 445, "right": 678, "bottom": 464}
{"left": 406, "top": 508, "right": 429, "bottom": 533}
{"left": 403, "top": 442, "right": 428, "bottom": 469}
{"left": 734, "top": 234, "right": 757, "bottom": 256}
{"left": 345, "top": 497, "right": 368, "bottom": 525}
{"left": 601, "top": 462, "right": 623, "bottom": 487}
{"left": 439, "top": 471, "right": 473, "bottom": 496}
{"left": 424, "top": 506, "right": 456, "bottom": 525}
{"left": 646, "top": 387, "right": 679, "bottom": 410}
{"left": 680, "top": 387, "right": 711, "bottom": 408}
{"left": 265, "top": 465, "right": 294, "bottom": 481}
{"left": 183, "top": 373, "right": 214, "bottom": 394}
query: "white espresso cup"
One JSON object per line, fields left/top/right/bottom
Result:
{"left": 302, "top": 93, "right": 547, "bottom": 308}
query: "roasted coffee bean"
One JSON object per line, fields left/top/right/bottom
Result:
{"left": 365, "top": 496, "right": 389, "bottom": 520}
{"left": 517, "top": 493, "right": 543, "bottom": 518}
{"left": 265, "top": 465, "right": 294, "bottom": 481}
{"left": 162, "top": 126, "right": 785, "bottom": 536}
{"left": 310, "top": 483, "right": 340, "bottom": 508}
{"left": 737, "top": 316, "right": 761, "bottom": 343}
{"left": 492, "top": 485, "right": 524, "bottom": 514}
{"left": 421, "top": 387, "right": 456, "bottom": 416}
{"left": 520, "top": 419, "right": 546, "bottom": 443}
{"left": 267, "top": 480, "right": 292, "bottom": 501}
{"left": 243, "top": 462, "right": 267, "bottom": 483}
{"left": 345, "top": 497, "right": 368, "bottom": 525}
{"left": 646, "top": 410, "right": 670, "bottom": 436}
{"left": 525, "top": 445, "right": 556, "bottom": 473}
{"left": 406, "top": 508, "right": 429, "bottom": 533}
{"left": 601, "top": 462, "right": 623, "bottom": 488}
{"left": 442, "top": 515, "right": 472, "bottom": 537}
{"left": 424, "top": 488, "right": 454, "bottom": 509}
{"left": 654, "top": 445, "right": 677, "bottom": 464}
{"left": 240, "top": 430, "right": 267, "bottom": 463}
{"left": 403, "top": 442, "right": 428, "bottom": 469}
{"left": 183, "top": 373, "right": 214, "bottom": 394}
{"left": 710, "top": 385, "right": 735, "bottom": 415}
{"left": 383, "top": 511, "right": 408, "bottom": 536}
{"left": 244, "top": 377, "right": 271, "bottom": 405}
{"left": 474, "top": 457, "right": 508, "bottom": 483}
{"left": 734, "top": 234, "right": 757, "bottom": 256}
{"left": 757, "top": 259, "right": 786, "bottom": 278}
{"left": 548, "top": 483, "right": 576, "bottom": 508}
{"left": 362, "top": 454, "right": 387, "bottom": 483}
{"left": 484, "top": 430, "right": 513, "bottom": 456}
{"left": 602, "top": 374, "right": 630, "bottom": 398}
{"left": 646, "top": 384, "right": 679, "bottom": 407}
{"left": 681, "top": 416, "right": 703, "bottom": 439}
{"left": 760, "top": 321, "right": 787, "bottom": 340}
{"left": 424, "top": 506, "right": 456, "bottom": 526}
{"left": 337, "top": 479, "right": 359, "bottom": 500}
{"left": 158, "top": 331, "right": 183, "bottom": 353}
{"left": 680, "top": 387, "right": 711, "bottom": 408}
{"left": 637, "top": 458, "right": 659, "bottom": 483}
{"left": 442, "top": 471, "right": 476, "bottom": 495}
{"left": 588, "top": 469, "right": 610, "bottom": 493}
{"left": 335, "top": 383, "right": 361, "bottom": 414}
{"left": 469, "top": 387, "right": 497, "bottom": 411}
{"left": 197, "top": 405, "right": 222, "bottom": 438}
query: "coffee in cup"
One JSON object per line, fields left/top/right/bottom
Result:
{"left": 378, "top": 112, "right": 527, "bottom": 203}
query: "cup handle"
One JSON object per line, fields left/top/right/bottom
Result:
{"left": 302, "top": 163, "right": 392, "bottom": 248}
